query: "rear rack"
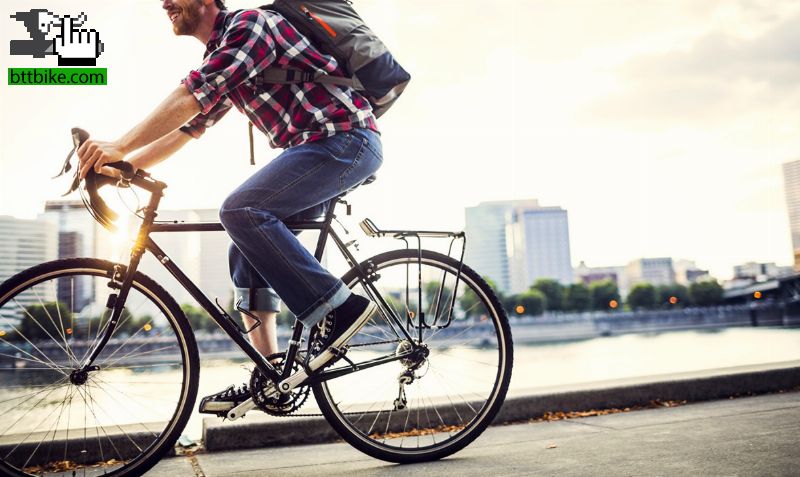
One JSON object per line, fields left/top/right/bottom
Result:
{"left": 359, "top": 218, "right": 464, "bottom": 239}
{"left": 358, "top": 218, "right": 467, "bottom": 331}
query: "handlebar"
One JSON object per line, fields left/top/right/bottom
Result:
{"left": 64, "top": 127, "right": 166, "bottom": 231}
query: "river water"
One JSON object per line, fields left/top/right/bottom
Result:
{"left": 3, "top": 327, "right": 799, "bottom": 442}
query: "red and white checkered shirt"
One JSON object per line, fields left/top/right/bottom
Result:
{"left": 180, "top": 9, "right": 378, "bottom": 149}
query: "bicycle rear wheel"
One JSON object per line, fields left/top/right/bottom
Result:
{"left": 312, "top": 249, "right": 513, "bottom": 463}
{"left": 0, "top": 258, "right": 198, "bottom": 477}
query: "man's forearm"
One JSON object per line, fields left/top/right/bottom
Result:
{"left": 128, "top": 129, "right": 193, "bottom": 171}
{"left": 117, "top": 84, "right": 201, "bottom": 155}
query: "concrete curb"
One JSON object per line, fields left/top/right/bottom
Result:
{"left": 202, "top": 364, "right": 800, "bottom": 453}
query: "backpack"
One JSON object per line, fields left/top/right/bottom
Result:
{"left": 258, "top": 0, "right": 411, "bottom": 119}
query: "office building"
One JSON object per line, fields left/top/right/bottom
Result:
{"left": 782, "top": 159, "right": 800, "bottom": 271}
{"left": 733, "top": 262, "right": 792, "bottom": 281}
{"left": 0, "top": 216, "right": 58, "bottom": 325}
{"left": 673, "top": 259, "right": 710, "bottom": 285}
{"left": 626, "top": 257, "right": 675, "bottom": 287}
{"left": 39, "top": 200, "right": 106, "bottom": 312}
{"left": 465, "top": 200, "right": 573, "bottom": 294}
{"left": 506, "top": 204, "right": 573, "bottom": 293}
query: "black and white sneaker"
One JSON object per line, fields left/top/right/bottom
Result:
{"left": 199, "top": 383, "right": 251, "bottom": 415}
{"left": 307, "top": 294, "right": 376, "bottom": 371}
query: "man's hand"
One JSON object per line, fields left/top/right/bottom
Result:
{"left": 77, "top": 139, "right": 127, "bottom": 180}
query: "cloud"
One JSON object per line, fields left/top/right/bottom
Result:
{"left": 580, "top": 12, "right": 800, "bottom": 125}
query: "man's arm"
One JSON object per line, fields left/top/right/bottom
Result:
{"left": 128, "top": 129, "right": 193, "bottom": 170}
{"left": 77, "top": 84, "right": 200, "bottom": 179}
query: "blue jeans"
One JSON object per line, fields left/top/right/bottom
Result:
{"left": 220, "top": 128, "right": 382, "bottom": 327}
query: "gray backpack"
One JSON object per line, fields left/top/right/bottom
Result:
{"left": 258, "top": 0, "right": 411, "bottom": 118}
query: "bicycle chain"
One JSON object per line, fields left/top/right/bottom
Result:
{"left": 268, "top": 339, "right": 405, "bottom": 418}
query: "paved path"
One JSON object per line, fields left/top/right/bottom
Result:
{"left": 150, "top": 391, "right": 800, "bottom": 476}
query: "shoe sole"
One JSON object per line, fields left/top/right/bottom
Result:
{"left": 307, "top": 301, "right": 377, "bottom": 372}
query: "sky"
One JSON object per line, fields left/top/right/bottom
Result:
{"left": 0, "top": 0, "right": 796, "bottom": 280}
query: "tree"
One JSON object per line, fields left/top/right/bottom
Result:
{"left": 689, "top": 280, "right": 724, "bottom": 307}
{"left": 531, "top": 279, "right": 564, "bottom": 311}
{"left": 182, "top": 303, "right": 217, "bottom": 332}
{"left": 509, "top": 288, "right": 547, "bottom": 316}
{"left": 459, "top": 276, "right": 500, "bottom": 319}
{"left": 18, "top": 302, "right": 72, "bottom": 342}
{"left": 627, "top": 283, "right": 657, "bottom": 310}
{"left": 113, "top": 309, "right": 148, "bottom": 336}
{"left": 424, "top": 281, "right": 454, "bottom": 314}
{"left": 656, "top": 284, "right": 690, "bottom": 308}
{"left": 589, "top": 279, "right": 621, "bottom": 311}
{"left": 564, "top": 283, "right": 591, "bottom": 312}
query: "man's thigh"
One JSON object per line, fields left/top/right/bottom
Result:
{"left": 222, "top": 132, "right": 365, "bottom": 220}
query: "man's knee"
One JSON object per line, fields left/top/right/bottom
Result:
{"left": 219, "top": 190, "right": 252, "bottom": 227}
{"left": 219, "top": 193, "right": 279, "bottom": 230}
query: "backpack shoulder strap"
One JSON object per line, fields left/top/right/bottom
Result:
{"left": 256, "top": 68, "right": 363, "bottom": 90}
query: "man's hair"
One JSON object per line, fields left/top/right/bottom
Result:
{"left": 215, "top": 0, "right": 226, "bottom": 9}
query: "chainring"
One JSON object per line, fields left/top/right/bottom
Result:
{"left": 250, "top": 353, "right": 310, "bottom": 416}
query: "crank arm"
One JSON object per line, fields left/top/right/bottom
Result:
{"left": 226, "top": 398, "right": 257, "bottom": 420}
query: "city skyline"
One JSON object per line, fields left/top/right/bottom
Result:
{"left": 1, "top": 0, "right": 796, "bottom": 281}
{"left": 2, "top": 199, "right": 780, "bottom": 297}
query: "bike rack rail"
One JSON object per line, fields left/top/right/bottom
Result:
{"left": 359, "top": 218, "right": 467, "bottom": 331}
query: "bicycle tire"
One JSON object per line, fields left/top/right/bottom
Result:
{"left": 0, "top": 258, "right": 199, "bottom": 477}
{"left": 312, "top": 249, "right": 513, "bottom": 463}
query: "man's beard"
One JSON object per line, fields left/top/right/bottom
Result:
{"left": 172, "top": 1, "right": 203, "bottom": 36}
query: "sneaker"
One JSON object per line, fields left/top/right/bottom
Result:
{"left": 198, "top": 383, "right": 251, "bottom": 415}
{"left": 307, "top": 294, "right": 376, "bottom": 371}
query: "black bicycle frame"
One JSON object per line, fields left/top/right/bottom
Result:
{"left": 80, "top": 172, "right": 420, "bottom": 386}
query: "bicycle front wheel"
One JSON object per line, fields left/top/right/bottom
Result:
{"left": 0, "top": 258, "right": 199, "bottom": 477}
{"left": 313, "top": 249, "right": 513, "bottom": 463}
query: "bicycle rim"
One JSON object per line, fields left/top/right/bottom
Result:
{"left": 0, "top": 259, "right": 197, "bottom": 477}
{"left": 313, "top": 250, "right": 513, "bottom": 462}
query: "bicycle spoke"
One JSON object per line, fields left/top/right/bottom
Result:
{"left": 0, "top": 378, "right": 69, "bottom": 440}
{"left": 50, "top": 280, "right": 79, "bottom": 365}
{"left": 0, "top": 263, "right": 195, "bottom": 476}
{"left": 77, "top": 385, "right": 145, "bottom": 454}
{"left": 0, "top": 349, "right": 69, "bottom": 371}
{"left": 9, "top": 386, "right": 70, "bottom": 465}
{"left": 30, "top": 287, "right": 75, "bottom": 366}
{"left": 3, "top": 307, "right": 70, "bottom": 375}
{"left": 79, "top": 384, "right": 134, "bottom": 462}
{"left": 318, "top": 250, "right": 512, "bottom": 459}
{"left": 99, "top": 344, "right": 176, "bottom": 370}
{"left": 96, "top": 326, "right": 167, "bottom": 368}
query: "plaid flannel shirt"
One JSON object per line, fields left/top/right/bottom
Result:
{"left": 180, "top": 9, "right": 378, "bottom": 149}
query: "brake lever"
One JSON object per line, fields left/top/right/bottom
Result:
{"left": 58, "top": 127, "right": 91, "bottom": 195}
{"left": 58, "top": 127, "right": 134, "bottom": 196}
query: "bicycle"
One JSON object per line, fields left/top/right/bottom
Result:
{"left": 0, "top": 128, "right": 513, "bottom": 476}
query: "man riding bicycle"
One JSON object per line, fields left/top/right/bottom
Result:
{"left": 76, "top": 0, "right": 381, "bottom": 414}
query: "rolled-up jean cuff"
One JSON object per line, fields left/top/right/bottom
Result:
{"left": 296, "top": 283, "right": 351, "bottom": 328}
{"left": 234, "top": 287, "right": 282, "bottom": 312}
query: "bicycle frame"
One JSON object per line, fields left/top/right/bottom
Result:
{"left": 78, "top": 172, "right": 423, "bottom": 388}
